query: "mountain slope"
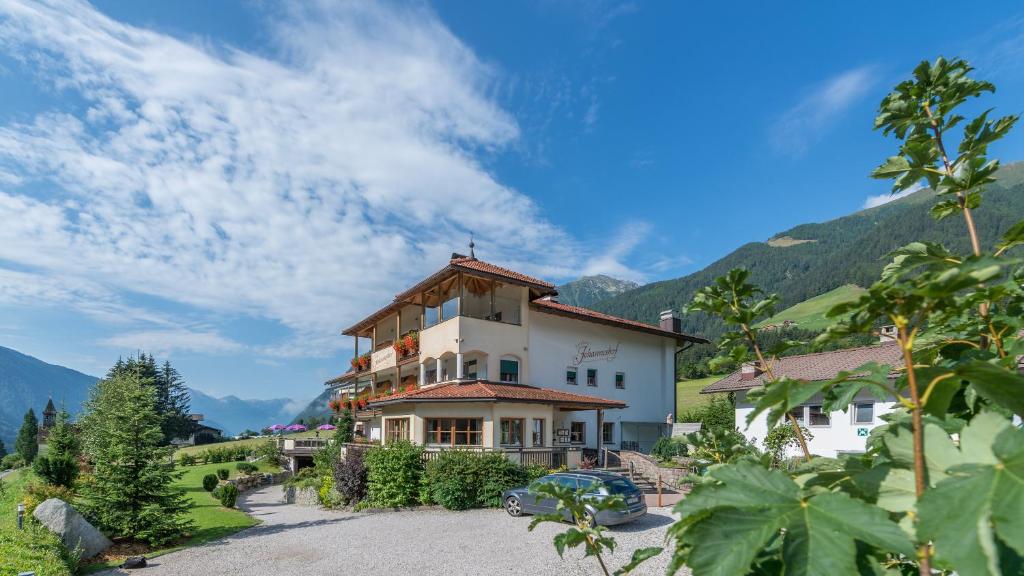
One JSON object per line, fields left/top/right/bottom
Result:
{"left": 593, "top": 162, "right": 1024, "bottom": 341}
{"left": 0, "top": 345, "right": 97, "bottom": 448}
{"left": 556, "top": 275, "right": 640, "bottom": 308}
{"left": 0, "top": 345, "right": 300, "bottom": 442}
{"left": 755, "top": 285, "right": 867, "bottom": 332}
{"left": 290, "top": 387, "right": 334, "bottom": 425}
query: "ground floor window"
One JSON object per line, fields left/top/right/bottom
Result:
{"left": 385, "top": 418, "right": 410, "bottom": 442}
{"left": 500, "top": 418, "right": 524, "bottom": 447}
{"left": 789, "top": 405, "right": 831, "bottom": 427}
{"left": 570, "top": 421, "right": 586, "bottom": 444}
{"left": 532, "top": 419, "right": 545, "bottom": 446}
{"left": 602, "top": 422, "right": 614, "bottom": 444}
{"left": 424, "top": 417, "right": 483, "bottom": 446}
{"left": 852, "top": 403, "right": 874, "bottom": 424}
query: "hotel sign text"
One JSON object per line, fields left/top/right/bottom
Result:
{"left": 572, "top": 341, "right": 620, "bottom": 366}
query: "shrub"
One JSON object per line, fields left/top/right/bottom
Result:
{"left": 763, "top": 424, "right": 814, "bottom": 468}
{"left": 677, "top": 395, "right": 736, "bottom": 436}
{"left": 179, "top": 453, "right": 197, "bottom": 466}
{"left": 211, "top": 485, "right": 223, "bottom": 499}
{"left": 2, "top": 453, "right": 26, "bottom": 470}
{"left": 22, "top": 482, "right": 77, "bottom": 517}
{"left": 216, "top": 468, "right": 230, "bottom": 480}
{"left": 421, "top": 451, "right": 530, "bottom": 510}
{"left": 285, "top": 466, "right": 320, "bottom": 489}
{"left": 522, "top": 464, "right": 549, "bottom": 483}
{"left": 202, "top": 473, "right": 219, "bottom": 492}
{"left": 333, "top": 448, "right": 367, "bottom": 505}
{"left": 235, "top": 462, "right": 258, "bottom": 475}
{"left": 218, "top": 483, "right": 238, "bottom": 508}
{"left": 318, "top": 474, "right": 343, "bottom": 508}
{"left": 651, "top": 436, "right": 688, "bottom": 462}
{"left": 364, "top": 441, "right": 423, "bottom": 508}
{"left": 255, "top": 439, "right": 280, "bottom": 464}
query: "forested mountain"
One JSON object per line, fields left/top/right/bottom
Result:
{"left": 556, "top": 275, "right": 640, "bottom": 308}
{"left": 0, "top": 345, "right": 96, "bottom": 448}
{"left": 593, "top": 162, "right": 1024, "bottom": 343}
{"left": 290, "top": 387, "right": 334, "bottom": 425}
{"left": 0, "top": 345, "right": 299, "bottom": 442}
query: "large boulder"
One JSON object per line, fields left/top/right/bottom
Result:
{"left": 33, "top": 498, "right": 112, "bottom": 559}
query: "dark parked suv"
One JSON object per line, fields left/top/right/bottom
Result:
{"left": 502, "top": 471, "right": 647, "bottom": 526}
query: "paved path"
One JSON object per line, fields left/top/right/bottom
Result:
{"left": 100, "top": 485, "right": 683, "bottom": 576}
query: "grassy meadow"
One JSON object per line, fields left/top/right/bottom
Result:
{"left": 755, "top": 284, "right": 866, "bottom": 332}
{"left": 676, "top": 376, "right": 725, "bottom": 416}
{"left": 174, "top": 431, "right": 319, "bottom": 459}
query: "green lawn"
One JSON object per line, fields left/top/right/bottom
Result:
{"left": 174, "top": 431, "right": 319, "bottom": 459}
{"left": 677, "top": 376, "right": 726, "bottom": 416}
{"left": 755, "top": 284, "right": 866, "bottom": 332}
{"left": 0, "top": 468, "right": 77, "bottom": 576}
{"left": 83, "top": 460, "right": 281, "bottom": 573}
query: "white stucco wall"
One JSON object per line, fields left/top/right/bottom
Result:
{"left": 528, "top": 311, "right": 677, "bottom": 451}
{"left": 736, "top": 390, "right": 897, "bottom": 458}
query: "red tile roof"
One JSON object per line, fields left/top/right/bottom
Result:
{"left": 449, "top": 257, "right": 555, "bottom": 289}
{"left": 701, "top": 342, "right": 903, "bottom": 394}
{"left": 366, "top": 380, "right": 627, "bottom": 409}
{"left": 530, "top": 299, "right": 707, "bottom": 344}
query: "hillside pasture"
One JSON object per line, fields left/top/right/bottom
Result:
{"left": 755, "top": 284, "right": 866, "bottom": 332}
{"left": 174, "top": 430, "right": 320, "bottom": 459}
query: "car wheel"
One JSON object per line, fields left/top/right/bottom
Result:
{"left": 583, "top": 510, "right": 597, "bottom": 528}
{"left": 505, "top": 496, "right": 524, "bottom": 517}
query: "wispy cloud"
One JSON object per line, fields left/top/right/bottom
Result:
{"left": 581, "top": 222, "right": 652, "bottom": 282}
{"left": 863, "top": 182, "right": 924, "bottom": 209}
{"left": 0, "top": 0, "right": 659, "bottom": 358}
{"left": 98, "top": 328, "right": 244, "bottom": 357}
{"left": 771, "top": 66, "right": 878, "bottom": 156}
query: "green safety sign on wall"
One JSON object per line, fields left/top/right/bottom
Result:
{"left": 856, "top": 428, "right": 869, "bottom": 437}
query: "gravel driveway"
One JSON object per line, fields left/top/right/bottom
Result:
{"left": 99, "top": 485, "right": 684, "bottom": 575}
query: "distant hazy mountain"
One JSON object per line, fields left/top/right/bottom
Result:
{"left": 290, "top": 387, "right": 334, "bottom": 425}
{"left": 556, "top": 275, "right": 640, "bottom": 308}
{"left": 0, "top": 345, "right": 300, "bottom": 443}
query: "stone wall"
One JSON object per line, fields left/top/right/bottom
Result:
{"left": 228, "top": 471, "right": 291, "bottom": 493}
{"left": 280, "top": 485, "right": 321, "bottom": 507}
{"left": 617, "top": 450, "right": 692, "bottom": 491}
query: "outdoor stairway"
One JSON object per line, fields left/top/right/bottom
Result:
{"left": 602, "top": 466, "right": 675, "bottom": 495}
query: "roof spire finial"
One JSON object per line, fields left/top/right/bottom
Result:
{"left": 469, "top": 233, "right": 476, "bottom": 259}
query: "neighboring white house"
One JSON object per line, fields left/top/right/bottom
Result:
{"left": 324, "top": 251, "right": 707, "bottom": 457}
{"left": 701, "top": 342, "right": 903, "bottom": 458}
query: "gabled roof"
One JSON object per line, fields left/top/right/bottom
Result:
{"left": 366, "top": 380, "right": 627, "bottom": 409}
{"left": 343, "top": 256, "right": 556, "bottom": 335}
{"left": 530, "top": 299, "right": 707, "bottom": 344}
{"left": 701, "top": 342, "right": 903, "bottom": 394}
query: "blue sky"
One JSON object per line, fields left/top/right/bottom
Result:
{"left": 2, "top": 0, "right": 1023, "bottom": 410}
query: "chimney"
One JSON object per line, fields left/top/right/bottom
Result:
{"left": 879, "top": 325, "right": 898, "bottom": 344}
{"left": 740, "top": 362, "right": 762, "bottom": 381}
{"left": 659, "top": 310, "right": 682, "bottom": 333}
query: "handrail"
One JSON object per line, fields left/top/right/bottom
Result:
{"left": 600, "top": 447, "right": 622, "bottom": 469}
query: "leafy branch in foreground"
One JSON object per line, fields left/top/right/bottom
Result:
{"left": 664, "top": 56, "right": 1024, "bottom": 576}
{"left": 527, "top": 481, "right": 661, "bottom": 576}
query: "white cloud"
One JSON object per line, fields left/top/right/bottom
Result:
{"left": 581, "top": 222, "right": 651, "bottom": 282}
{"left": 98, "top": 328, "right": 244, "bottom": 356}
{"left": 0, "top": 0, "right": 654, "bottom": 357}
{"left": 772, "top": 66, "right": 877, "bottom": 156}
{"left": 863, "top": 182, "right": 924, "bottom": 209}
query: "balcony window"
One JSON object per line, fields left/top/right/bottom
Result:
{"left": 500, "top": 418, "right": 525, "bottom": 447}
{"left": 463, "top": 359, "right": 478, "bottom": 380}
{"left": 566, "top": 367, "right": 577, "bottom": 386}
{"left": 500, "top": 358, "right": 519, "bottom": 383}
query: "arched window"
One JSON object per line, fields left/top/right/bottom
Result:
{"left": 499, "top": 356, "right": 520, "bottom": 383}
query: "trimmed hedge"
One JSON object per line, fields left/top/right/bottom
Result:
{"left": 216, "top": 468, "right": 230, "bottom": 480}
{"left": 218, "top": 483, "right": 239, "bottom": 508}
{"left": 202, "top": 474, "right": 218, "bottom": 492}
{"left": 420, "top": 451, "right": 533, "bottom": 510}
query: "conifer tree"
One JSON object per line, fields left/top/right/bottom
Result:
{"left": 0, "top": 437, "right": 7, "bottom": 459}
{"left": 33, "top": 409, "right": 80, "bottom": 487}
{"left": 156, "top": 360, "right": 192, "bottom": 444}
{"left": 79, "top": 371, "right": 193, "bottom": 545}
{"left": 14, "top": 408, "right": 38, "bottom": 463}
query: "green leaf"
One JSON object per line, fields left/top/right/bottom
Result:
{"left": 881, "top": 242, "right": 960, "bottom": 280}
{"left": 671, "top": 461, "right": 914, "bottom": 576}
{"left": 996, "top": 219, "right": 1024, "bottom": 254}
{"left": 954, "top": 361, "right": 1024, "bottom": 416}
{"left": 870, "top": 155, "right": 910, "bottom": 180}
{"left": 917, "top": 414, "right": 1024, "bottom": 575}
{"left": 614, "top": 547, "right": 663, "bottom": 575}
{"left": 745, "top": 377, "right": 824, "bottom": 429}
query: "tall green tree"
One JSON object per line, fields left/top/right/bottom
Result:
{"left": 107, "top": 353, "right": 193, "bottom": 445}
{"left": 0, "top": 437, "right": 7, "bottom": 458}
{"left": 14, "top": 408, "right": 38, "bottom": 463}
{"left": 33, "top": 409, "right": 80, "bottom": 487}
{"left": 79, "top": 371, "right": 194, "bottom": 546}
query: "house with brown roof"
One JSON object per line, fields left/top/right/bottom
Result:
{"left": 325, "top": 249, "right": 706, "bottom": 462}
{"left": 702, "top": 341, "right": 903, "bottom": 457}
